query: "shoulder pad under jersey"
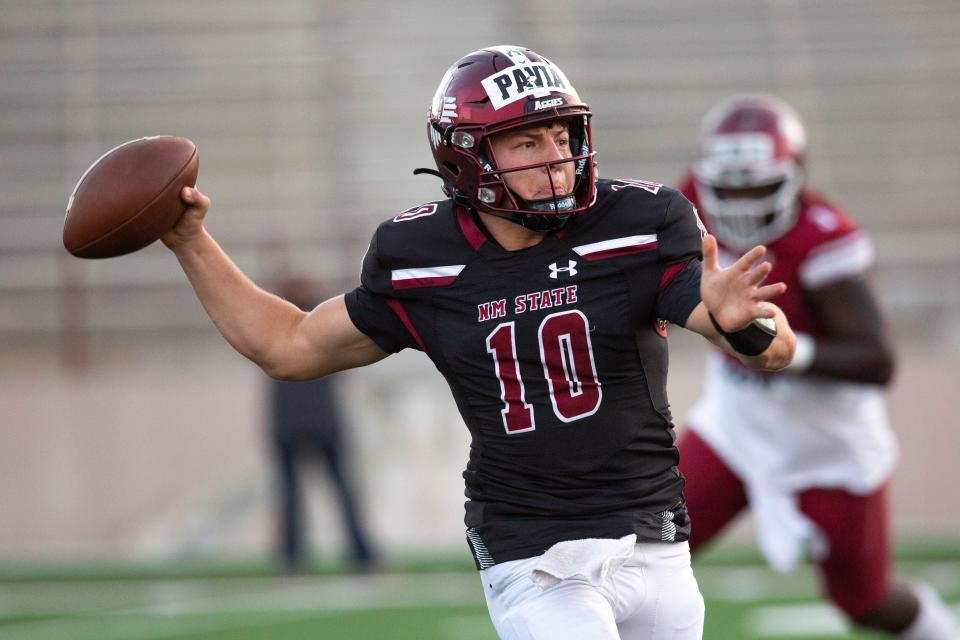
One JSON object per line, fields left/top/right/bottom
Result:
{"left": 360, "top": 199, "right": 478, "bottom": 297}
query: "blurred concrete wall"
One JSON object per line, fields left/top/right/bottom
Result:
{"left": 1, "top": 0, "right": 958, "bottom": 559}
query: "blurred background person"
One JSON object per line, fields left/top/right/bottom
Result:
{"left": 268, "top": 276, "right": 377, "bottom": 572}
{"left": 676, "top": 95, "right": 959, "bottom": 639}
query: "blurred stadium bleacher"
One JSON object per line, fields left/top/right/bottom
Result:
{"left": 1, "top": 0, "right": 958, "bottom": 562}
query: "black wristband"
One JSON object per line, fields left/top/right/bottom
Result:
{"left": 708, "top": 311, "right": 776, "bottom": 357}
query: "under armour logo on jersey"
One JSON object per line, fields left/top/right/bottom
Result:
{"left": 549, "top": 260, "right": 578, "bottom": 279}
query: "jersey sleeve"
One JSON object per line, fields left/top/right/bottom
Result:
{"left": 795, "top": 204, "right": 875, "bottom": 290}
{"left": 343, "top": 230, "right": 422, "bottom": 354}
{"left": 654, "top": 191, "right": 705, "bottom": 326}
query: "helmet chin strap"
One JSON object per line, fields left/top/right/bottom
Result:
{"left": 486, "top": 192, "right": 576, "bottom": 233}
{"left": 517, "top": 211, "right": 573, "bottom": 233}
{"left": 483, "top": 209, "right": 573, "bottom": 234}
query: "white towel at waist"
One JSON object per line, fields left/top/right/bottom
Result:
{"left": 531, "top": 534, "right": 637, "bottom": 590}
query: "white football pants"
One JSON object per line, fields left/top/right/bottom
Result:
{"left": 480, "top": 541, "right": 704, "bottom": 640}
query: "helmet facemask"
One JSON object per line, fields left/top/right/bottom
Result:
{"left": 693, "top": 158, "right": 804, "bottom": 251}
{"left": 472, "top": 113, "right": 594, "bottom": 229}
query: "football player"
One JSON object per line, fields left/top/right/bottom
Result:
{"left": 676, "top": 95, "right": 958, "bottom": 639}
{"left": 164, "top": 47, "right": 797, "bottom": 639}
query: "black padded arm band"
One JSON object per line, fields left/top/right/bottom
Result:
{"left": 709, "top": 311, "right": 776, "bottom": 357}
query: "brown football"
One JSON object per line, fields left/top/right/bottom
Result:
{"left": 63, "top": 136, "right": 199, "bottom": 258}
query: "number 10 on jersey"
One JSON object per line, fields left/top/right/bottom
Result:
{"left": 485, "top": 310, "right": 602, "bottom": 433}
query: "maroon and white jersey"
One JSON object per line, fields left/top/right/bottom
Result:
{"left": 679, "top": 174, "right": 898, "bottom": 568}
{"left": 345, "top": 179, "right": 705, "bottom": 568}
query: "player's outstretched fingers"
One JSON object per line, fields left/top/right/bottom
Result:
{"left": 702, "top": 234, "right": 719, "bottom": 272}
{"left": 755, "top": 282, "right": 787, "bottom": 302}
{"left": 745, "top": 261, "right": 773, "bottom": 286}
{"left": 733, "top": 245, "right": 767, "bottom": 272}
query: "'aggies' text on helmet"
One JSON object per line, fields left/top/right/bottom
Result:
{"left": 422, "top": 45, "right": 597, "bottom": 233}
{"left": 692, "top": 95, "right": 807, "bottom": 250}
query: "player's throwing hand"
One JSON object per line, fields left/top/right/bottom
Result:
{"left": 162, "top": 186, "right": 211, "bottom": 251}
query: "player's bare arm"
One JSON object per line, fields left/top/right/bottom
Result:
{"left": 685, "top": 234, "right": 796, "bottom": 370}
{"left": 162, "top": 186, "right": 388, "bottom": 379}
{"left": 794, "top": 276, "right": 895, "bottom": 384}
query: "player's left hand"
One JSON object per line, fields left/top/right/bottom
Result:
{"left": 700, "top": 234, "right": 787, "bottom": 331}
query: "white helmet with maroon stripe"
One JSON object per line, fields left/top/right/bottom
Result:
{"left": 692, "top": 95, "right": 807, "bottom": 250}
{"left": 424, "top": 45, "right": 596, "bottom": 232}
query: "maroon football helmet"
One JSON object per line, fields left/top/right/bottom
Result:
{"left": 692, "top": 95, "right": 807, "bottom": 250}
{"left": 425, "top": 45, "right": 597, "bottom": 231}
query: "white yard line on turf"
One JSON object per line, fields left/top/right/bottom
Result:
{"left": 695, "top": 560, "right": 960, "bottom": 603}
{"left": 0, "top": 572, "right": 485, "bottom": 640}
{"left": 747, "top": 603, "right": 960, "bottom": 638}
{"left": 747, "top": 603, "right": 848, "bottom": 637}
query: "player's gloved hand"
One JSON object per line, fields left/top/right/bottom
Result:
{"left": 162, "top": 186, "right": 211, "bottom": 251}
{"left": 699, "top": 234, "right": 786, "bottom": 332}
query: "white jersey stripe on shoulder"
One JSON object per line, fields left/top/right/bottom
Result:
{"left": 392, "top": 265, "right": 465, "bottom": 281}
{"left": 573, "top": 234, "right": 658, "bottom": 261}
{"left": 798, "top": 232, "right": 874, "bottom": 289}
{"left": 392, "top": 265, "right": 466, "bottom": 289}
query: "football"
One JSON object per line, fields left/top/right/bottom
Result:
{"left": 63, "top": 136, "right": 199, "bottom": 259}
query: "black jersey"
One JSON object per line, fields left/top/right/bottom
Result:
{"left": 345, "top": 179, "right": 705, "bottom": 568}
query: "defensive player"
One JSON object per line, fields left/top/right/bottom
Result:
{"left": 676, "top": 95, "right": 958, "bottom": 639}
{"left": 164, "top": 47, "right": 796, "bottom": 639}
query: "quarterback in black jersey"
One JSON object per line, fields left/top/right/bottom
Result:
{"left": 165, "top": 45, "right": 795, "bottom": 640}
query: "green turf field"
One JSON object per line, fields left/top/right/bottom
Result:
{"left": 0, "top": 545, "right": 957, "bottom": 639}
